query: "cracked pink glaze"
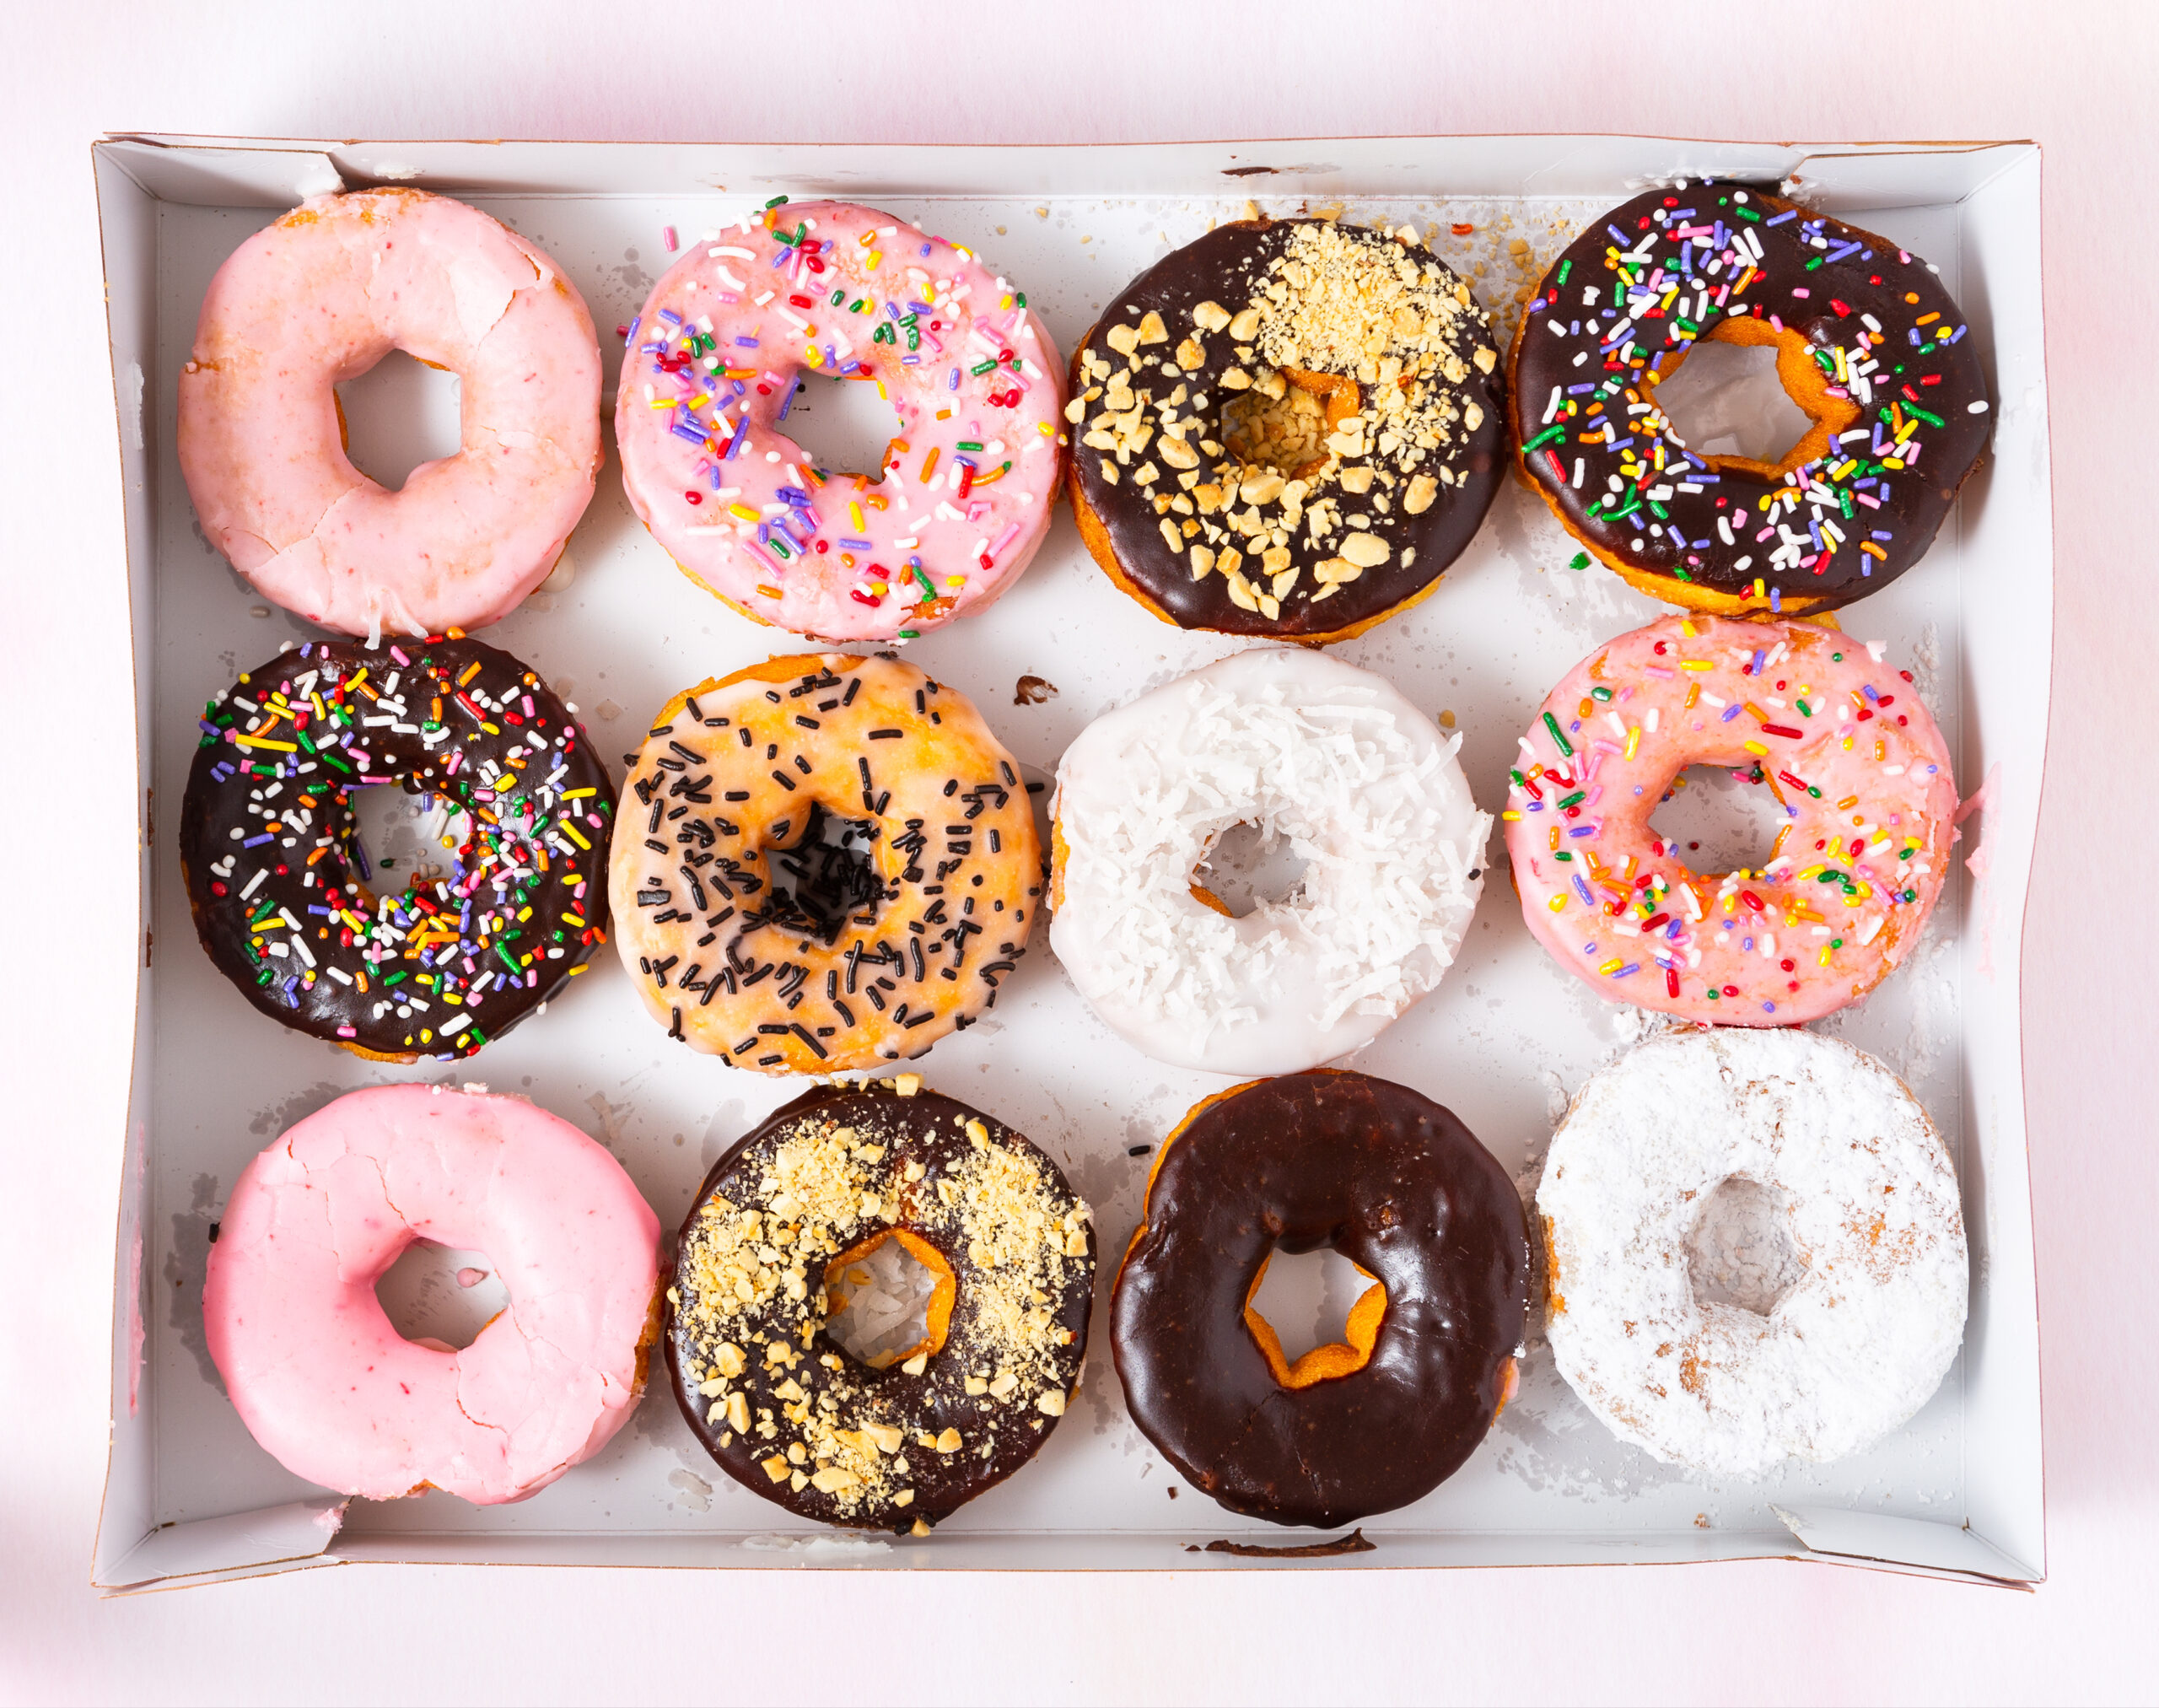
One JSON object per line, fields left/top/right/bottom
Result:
{"left": 203, "top": 1085, "right": 660, "bottom": 1506}
{"left": 1505, "top": 615, "right": 1957, "bottom": 1025}
{"left": 178, "top": 188, "right": 602, "bottom": 638}
{"left": 616, "top": 200, "right": 1065, "bottom": 641}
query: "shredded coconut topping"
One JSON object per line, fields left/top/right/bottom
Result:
{"left": 1537, "top": 1029, "right": 1967, "bottom": 1480}
{"left": 1050, "top": 649, "right": 1488, "bottom": 1075}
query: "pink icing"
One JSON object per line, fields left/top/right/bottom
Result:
{"left": 203, "top": 1085, "right": 660, "bottom": 1506}
{"left": 1505, "top": 615, "right": 1957, "bottom": 1025}
{"left": 178, "top": 189, "right": 602, "bottom": 639}
{"left": 616, "top": 201, "right": 1066, "bottom": 641}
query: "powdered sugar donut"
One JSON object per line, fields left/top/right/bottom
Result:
{"left": 616, "top": 199, "right": 1065, "bottom": 641}
{"left": 179, "top": 188, "right": 602, "bottom": 638}
{"left": 1538, "top": 1028, "right": 1967, "bottom": 1479}
{"left": 1504, "top": 614, "right": 1956, "bottom": 1023}
{"left": 204, "top": 1085, "right": 661, "bottom": 1506}
{"left": 1049, "top": 649, "right": 1488, "bottom": 1075}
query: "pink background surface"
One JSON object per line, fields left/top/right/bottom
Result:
{"left": 3, "top": 2, "right": 2153, "bottom": 1700}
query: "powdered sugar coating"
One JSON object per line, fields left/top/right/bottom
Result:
{"left": 1049, "top": 649, "right": 1488, "bottom": 1075}
{"left": 1538, "top": 1029, "right": 1967, "bottom": 1479}
{"left": 204, "top": 1085, "right": 660, "bottom": 1506}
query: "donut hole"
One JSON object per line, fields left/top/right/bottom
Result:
{"left": 782, "top": 368, "right": 906, "bottom": 482}
{"left": 347, "top": 782, "right": 462, "bottom": 886}
{"left": 1685, "top": 1177, "right": 1807, "bottom": 1317}
{"left": 1646, "top": 320, "right": 1857, "bottom": 477}
{"left": 335, "top": 348, "right": 463, "bottom": 493}
{"left": 1243, "top": 1244, "right": 1386, "bottom": 1388}
{"left": 1219, "top": 367, "right": 1355, "bottom": 482}
{"left": 746, "top": 800, "right": 884, "bottom": 946}
{"left": 822, "top": 1230, "right": 955, "bottom": 1370}
{"left": 375, "top": 1239, "right": 508, "bottom": 1353}
{"left": 1648, "top": 764, "right": 1790, "bottom": 878}
{"left": 1193, "top": 821, "right": 1311, "bottom": 917}
{"left": 1221, "top": 380, "right": 1329, "bottom": 478}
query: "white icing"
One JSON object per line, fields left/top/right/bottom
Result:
{"left": 1049, "top": 649, "right": 1488, "bottom": 1075}
{"left": 1538, "top": 1029, "right": 1967, "bottom": 1480}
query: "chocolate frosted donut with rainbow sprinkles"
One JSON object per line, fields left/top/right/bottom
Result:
{"left": 179, "top": 635, "right": 615, "bottom": 1061}
{"left": 1510, "top": 182, "right": 1989, "bottom": 616}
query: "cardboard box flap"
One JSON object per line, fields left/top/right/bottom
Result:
{"left": 94, "top": 1498, "right": 347, "bottom": 1592}
{"left": 1784, "top": 143, "right": 2034, "bottom": 212}
{"left": 103, "top": 132, "right": 2029, "bottom": 207}
{"left": 1774, "top": 1506, "right": 2041, "bottom": 1585}
{"left": 99, "top": 137, "right": 343, "bottom": 207}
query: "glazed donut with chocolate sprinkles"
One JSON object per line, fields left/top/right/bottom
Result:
{"left": 179, "top": 635, "right": 615, "bottom": 1061}
{"left": 1510, "top": 183, "right": 1989, "bottom": 617}
{"left": 667, "top": 1077, "right": 1095, "bottom": 1533}
{"left": 608, "top": 654, "right": 1042, "bottom": 1074}
{"left": 1068, "top": 217, "right": 1505, "bottom": 641}
{"left": 1112, "top": 1070, "right": 1527, "bottom": 1528}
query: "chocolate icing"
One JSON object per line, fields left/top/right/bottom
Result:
{"left": 1112, "top": 1070, "right": 1526, "bottom": 1528}
{"left": 1512, "top": 185, "right": 1989, "bottom": 610}
{"left": 668, "top": 1080, "right": 1095, "bottom": 1533}
{"left": 1199, "top": 1528, "right": 1374, "bottom": 1558}
{"left": 1070, "top": 218, "right": 1505, "bottom": 638}
{"left": 178, "top": 636, "right": 613, "bottom": 1059}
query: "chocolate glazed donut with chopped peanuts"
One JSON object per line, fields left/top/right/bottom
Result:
{"left": 608, "top": 653, "right": 1042, "bottom": 1073}
{"left": 667, "top": 1078, "right": 1095, "bottom": 1533}
{"left": 1067, "top": 216, "right": 1505, "bottom": 641}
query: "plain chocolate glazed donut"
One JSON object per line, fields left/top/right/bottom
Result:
{"left": 1112, "top": 1070, "right": 1527, "bottom": 1528}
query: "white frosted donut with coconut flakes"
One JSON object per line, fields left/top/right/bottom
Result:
{"left": 1539, "top": 1028, "right": 1968, "bottom": 1480}
{"left": 1048, "top": 649, "right": 1488, "bottom": 1075}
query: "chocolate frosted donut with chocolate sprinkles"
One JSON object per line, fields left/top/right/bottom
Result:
{"left": 667, "top": 1077, "right": 1095, "bottom": 1533}
{"left": 1112, "top": 1070, "right": 1527, "bottom": 1528}
{"left": 1067, "top": 217, "right": 1505, "bottom": 641}
{"left": 1510, "top": 183, "right": 1990, "bottom": 616}
{"left": 608, "top": 653, "right": 1042, "bottom": 1074}
{"left": 178, "top": 635, "right": 615, "bottom": 1061}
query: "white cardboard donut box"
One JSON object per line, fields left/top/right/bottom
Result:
{"left": 89, "top": 134, "right": 2050, "bottom": 1590}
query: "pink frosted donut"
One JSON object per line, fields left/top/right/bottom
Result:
{"left": 179, "top": 188, "right": 603, "bottom": 638}
{"left": 204, "top": 1085, "right": 660, "bottom": 1506}
{"left": 616, "top": 199, "right": 1065, "bottom": 641}
{"left": 1504, "top": 615, "right": 1956, "bottom": 1024}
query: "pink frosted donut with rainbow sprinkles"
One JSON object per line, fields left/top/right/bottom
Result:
{"left": 179, "top": 188, "right": 602, "bottom": 639}
{"left": 616, "top": 199, "right": 1066, "bottom": 641}
{"left": 204, "top": 1084, "right": 661, "bottom": 1506}
{"left": 1504, "top": 614, "right": 1956, "bottom": 1024}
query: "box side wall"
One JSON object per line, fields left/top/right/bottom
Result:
{"left": 102, "top": 134, "right": 2032, "bottom": 207}
{"left": 319, "top": 1528, "right": 1807, "bottom": 1572}
{"left": 89, "top": 146, "right": 162, "bottom": 1583}
{"left": 1948, "top": 149, "right": 2050, "bottom": 1576}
